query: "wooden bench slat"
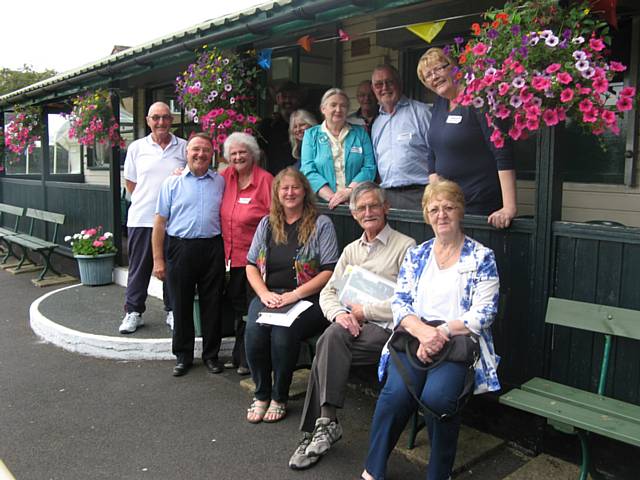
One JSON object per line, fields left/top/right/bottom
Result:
{"left": 522, "top": 378, "right": 640, "bottom": 424}
{"left": 0, "top": 228, "right": 16, "bottom": 237}
{"left": 9, "top": 234, "right": 58, "bottom": 250}
{"left": 547, "top": 297, "right": 640, "bottom": 340}
{"left": 0, "top": 203, "right": 24, "bottom": 216}
{"left": 500, "top": 388, "right": 640, "bottom": 447}
{"left": 25, "top": 208, "right": 65, "bottom": 225}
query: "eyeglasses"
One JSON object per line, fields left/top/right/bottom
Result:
{"left": 354, "top": 202, "right": 383, "bottom": 214}
{"left": 427, "top": 205, "right": 457, "bottom": 217}
{"left": 372, "top": 79, "right": 396, "bottom": 90}
{"left": 423, "top": 63, "right": 450, "bottom": 81}
{"left": 147, "top": 114, "right": 172, "bottom": 122}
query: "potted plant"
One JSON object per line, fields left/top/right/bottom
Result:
{"left": 65, "top": 226, "right": 117, "bottom": 286}
{"left": 448, "top": 0, "right": 636, "bottom": 148}
{"left": 66, "top": 89, "right": 125, "bottom": 148}
{"left": 4, "top": 105, "right": 41, "bottom": 165}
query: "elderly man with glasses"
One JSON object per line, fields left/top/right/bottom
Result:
{"left": 119, "top": 102, "right": 187, "bottom": 334}
{"left": 370, "top": 64, "right": 432, "bottom": 210}
{"left": 288, "top": 182, "right": 415, "bottom": 470}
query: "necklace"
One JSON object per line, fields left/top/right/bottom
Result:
{"left": 435, "top": 237, "right": 463, "bottom": 268}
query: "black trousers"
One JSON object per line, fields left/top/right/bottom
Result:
{"left": 225, "top": 267, "right": 252, "bottom": 368}
{"left": 167, "top": 235, "right": 224, "bottom": 363}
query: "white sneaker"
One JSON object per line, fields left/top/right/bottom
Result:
{"left": 288, "top": 433, "right": 320, "bottom": 470}
{"left": 305, "top": 417, "right": 343, "bottom": 457}
{"left": 119, "top": 312, "right": 143, "bottom": 334}
{"left": 165, "top": 311, "right": 174, "bottom": 330}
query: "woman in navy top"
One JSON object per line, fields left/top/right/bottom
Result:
{"left": 418, "top": 48, "right": 517, "bottom": 229}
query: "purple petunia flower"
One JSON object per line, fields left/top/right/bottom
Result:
{"left": 573, "top": 50, "right": 587, "bottom": 61}
{"left": 575, "top": 59, "right": 590, "bottom": 72}
{"left": 545, "top": 35, "right": 559, "bottom": 47}
{"left": 558, "top": 40, "right": 568, "bottom": 49}
{"left": 512, "top": 76, "right": 526, "bottom": 88}
{"left": 521, "top": 34, "right": 529, "bottom": 46}
{"left": 581, "top": 67, "right": 596, "bottom": 79}
{"left": 472, "top": 96, "right": 485, "bottom": 108}
{"left": 511, "top": 25, "right": 521, "bottom": 35}
{"left": 518, "top": 46, "right": 529, "bottom": 58}
{"left": 443, "top": 45, "right": 451, "bottom": 56}
{"left": 562, "top": 29, "right": 572, "bottom": 39}
{"left": 454, "top": 36, "right": 464, "bottom": 45}
{"left": 487, "top": 29, "right": 499, "bottom": 40}
{"left": 510, "top": 95, "right": 522, "bottom": 108}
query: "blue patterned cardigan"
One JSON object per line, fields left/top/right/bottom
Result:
{"left": 380, "top": 236, "right": 501, "bottom": 394}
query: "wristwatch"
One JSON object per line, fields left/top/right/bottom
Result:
{"left": 437, "top": 322, "right": 451, "bottom": 338}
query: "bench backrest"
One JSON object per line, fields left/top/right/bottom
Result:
{"left": 25, "top": 208, "right": 66, "bottom": 242}
{"left": 547, "top": 297, "right": 640, "bottom": 394}
{"left": 0, "top": 203, "right": 24, "bottom": 231}
{"left": 546, "top": 297, "right": 640, "bottom": 341}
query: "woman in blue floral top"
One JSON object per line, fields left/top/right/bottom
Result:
{"left": 362, "top": 180, "right": 500, "bottom": 480}
{"left": 245, "top": 167, "right": 339, "bottom": 424}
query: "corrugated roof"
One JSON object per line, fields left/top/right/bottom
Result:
{"left": 0, "top": 0, "right": 290, "bottom": 105}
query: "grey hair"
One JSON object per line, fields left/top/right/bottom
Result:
{"left": 289, "top": 109, "right": 318, "bottom": 160}
{"left": 371, "top": 64, "right": 401, "bottom": 84}
{"left": 223, "top": 132, "right": 261, "bottom": 161}
{"left": 147, "top": 101, "right": 171, "bottom": 116}
{"left": 349, "top": 181, "right": 387, "bottom": 211}
{"left": 320, "top": 87, "right": 350, "bottom": 112}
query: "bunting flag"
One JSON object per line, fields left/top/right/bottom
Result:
{"left": 592, "top": 0, "right": 618, "bottom": 29}
{"left": 257, "top": 48, "right": 273, "bottom": 70}
{"left": 338, "top": 28, "right": 351, "bottom": 42}
{"left": 297, "top": 35, "right": 314, "bottom": 52}
{"left": 407, "top": 21, "right": 446, "bottom": 43}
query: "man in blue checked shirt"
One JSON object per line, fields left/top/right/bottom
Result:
{"left": 152, "top": 133, "right": 226, "bottom": 377}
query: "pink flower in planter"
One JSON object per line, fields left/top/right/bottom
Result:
{"left": 601, "top": 110, "right": 616, "bottom": 125}
{"left": 620, "top": 86, "right": 636, "bottom": 98}
{"left": 589, "top": 38, "right": 605, "bottom": 52}
{"left": 592, "top": 77, "right": 609, "bottom": 94}
{"left": 583, "top": 108, "right": 598, "bottom": 122}
{"left": 542, "top": 108, "right": 559, "bottom": 126}
{"left": 609, "top": 61, "right": 627, "bottom": 72}
{"left": 489, "top": 128, "right": 504, "bottom": 148}
{"left": 498, "top": 82, "right": 510, "bottom": 96}
{"left": 85, "top": 228, "right": 98, "bottom": 236}
{"left": 472, "top": 42, "right": 488, "bottom": 55}
{"left": 545, "top": 63, "right": 561, "bottom": 74}
{"left": 578, "top": 99, "right": 593, "bottom": 113}
{"left": 616, "top": 96, "right": 633, "bottom": 112}
{"left": 556, "top": 72, "right": 573, "bottom": 84}
{"left": 93, "top": 241, "right": 104, "bottom": 248}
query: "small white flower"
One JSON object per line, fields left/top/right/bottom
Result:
{"left": 230, "top": 97, "right": 236, "bottom": 104}
{"left": 224, "top": 84, "right": 233, "bottom": 92}
{"left": 529, "top": 36, "right": 540, "bottom": 46}
{"left": 545, "top": 35, "right": 559, "bottom": 47}
{"left": 216, "top": 78, "right": 222, "bottom": 85}
{"left": 581, "top": 67, "right": 596, "bottom": 79}
{"left": 472, "top": 96, "right": 485, "bottom": 108}
{"left": 539, "top": 30, "right": 553, "bottom": 39}
{"left": 193, "top": 116, "right": 199, "bottom": 124}
{"left": 512, "top": 77, "right": 525, "bottom": 89}
{"left": 510, "top": 95, "right": 522, "bottom": 108}
{"left": 64, "top": 235, "right": 72, "bottom": 242}
{"left": 73, "top": 233, "right": 82, "bottom": 239}
{"left": 571, "top": 36, "right": 585, "bottom": 44}
{"left": 575, "top": 59, "right": 590, "bottom": 72}
{"left": 485, "top": 67, "right": 497, "bottom": 76}
{"left": 573, "top": 50, "right": 587, "bottom": 61}
{"left": 83, "top": 234, "right": 91, "bottom": 240}
{"left": 104, "top": 232, "right": 113, "bottom": 238}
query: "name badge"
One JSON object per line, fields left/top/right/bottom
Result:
{"left": 350, "top": 146, "right": 363, "bottom": 154}
{"left": 238, "top": 197, "right": 251, "bottom": 204}
{"left": 397, "top": 132, "right": 413, "bottom": 141}
{"left": 446, "top": 115, "right": 463, "bottom": 124}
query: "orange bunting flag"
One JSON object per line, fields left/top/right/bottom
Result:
{"left": 297, "top": 35, "right": 314, "bottom": 52}
{"left": 338, "top": 29, "right": 351, "bottom": 42}
{"left": 407, "top": 21, "right": 446, "bottom": 43}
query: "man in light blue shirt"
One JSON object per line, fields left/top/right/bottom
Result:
{"left": 152, "top": 133, "right": 226, "bottom": 377}
{"left": 371, "top": 64, "right": 432, "bottom": 210}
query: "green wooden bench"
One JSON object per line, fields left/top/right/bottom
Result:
{"left": 0, "top": 203, "right": 24, "bottom": 263}
{"left": 500, "top": 297, "right": 640, "bottom": 479}
{"left": 5, "top": 208, "right": 66, "bottom": 281}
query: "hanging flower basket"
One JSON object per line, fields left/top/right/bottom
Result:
{"left": 175, "top": 46, "right": 261, "bottom": 153}
{"left": 449, "top": 0, "right": 637, "bottom": 148}
{"left": 67, "top": 89, "right": 125, "bottom": 148}
{"left": 4, "top": 105, "right": 41, "bottom": 164}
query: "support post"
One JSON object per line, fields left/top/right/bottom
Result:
{"left": 109, "top": 89, "right": 123, "bottom": 266}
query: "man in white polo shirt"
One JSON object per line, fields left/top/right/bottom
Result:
{"left": 119, "top": 102, "right": 187, "bottom": 334}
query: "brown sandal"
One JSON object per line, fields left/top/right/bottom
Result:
{"left": 263, "top": 400, "right": 287, "bottom": 423}
{"left": 246, "top": 399, "right": 268, "bottom": 423}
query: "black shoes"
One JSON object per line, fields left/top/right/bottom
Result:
{"left": 205, "top": 359, "right": 224, "bottom": 374}
{"left": 172, "top": 362, "right": 192, "bottom": 377}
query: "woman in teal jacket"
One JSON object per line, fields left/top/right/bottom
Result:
{"left": 301, "top": 88, "right": 376, "bottom": 209}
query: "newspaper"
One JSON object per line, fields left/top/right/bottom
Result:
{"left": 338, "top": 265, "right": 397, "bottom": 307}
{"left": 256, "top": 300, "right": 313, "bottom": 327}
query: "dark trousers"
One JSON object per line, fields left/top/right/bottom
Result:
{"left": 299, "top": 322, "right": 390, "bottom": 432}
{"left": 384, "top": 186, "right": 426, "bottom": 211}
{"left": 125, "top": 227, "right": 171, "bottom": 313}
{"left": 225, "top": 267, "right": 251, "bottom": 368}
{"left": 167, "top": 235, "right": 224, "bottom": 364}
{"left": 364, "top": 353, "right": 468, "bottom": 480}
{"left": 245, "top": 295, "right": 329, "bottom": 403}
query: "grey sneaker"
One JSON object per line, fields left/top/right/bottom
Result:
{"left": 119, "top": 312, "right": 143, "bottom": 334}
{"left": 165, "top": 311, "right": 174, "bottom": 330}
{"left": 288, "top": 432, "right": 320, "bottom": 470}
{"left": 305, "top": 417, "right": 343, "bottom": 457}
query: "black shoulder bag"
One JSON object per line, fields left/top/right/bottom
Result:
{"left": 388, "top": 319, "right": 480, "bottom": 421}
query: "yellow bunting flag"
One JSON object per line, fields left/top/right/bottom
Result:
{"left": 407, "top": 21, "right": 446, "bottom": 43}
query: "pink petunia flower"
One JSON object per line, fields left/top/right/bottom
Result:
{"left": 526, "top": 117, "right": 539, "bottom": 131}
{"left": 589, "top": 38, "right": 605, "bottom": 52}
{"left": 508, "top": 126, "right": 524, "bottom": 140}
{"left": 542, "top": 108, "right": 559, "bottom": 126}
{"left": 601, "top": 110, "right": 616, "bottom": 125}
{"left": 531, "top": 76, "right": 551, "bottom": 91}
{"left": 560, "top": 88, "right": 574, "bottom": 103}
{"left": 93, "top": 240, "right": 104, "bottom": 248}
{"left": 556, "top": 72, "right": 573, "bottom": 84}
{"left": 472, "top": 42, "right": 488, "bottom": 55}
{"left": 579, "top": 99, "right": 593, "bottom": 112}
{"left": 620, "top": 86, "right": 636, "bottom": 98}
{"left": 616, "top": 97, "right": 633, "bottom": 112}
{"left": 545, "top": 63, "right": 561, "bottom": 74}
{"left": 498, "top": 82, "right": 510, "bottom": 96}
{"left": 609, "top": 61, "right": 627, "bottom": 72}
{"left": 490, "top": 128, "right": 504, "bottom": 148}
{"left": 592, "top": 77, "right": 609, "bottom": 94}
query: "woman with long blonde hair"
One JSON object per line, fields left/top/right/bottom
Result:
{"left": 244, "top": 167, "right": 339, "bottom": 423}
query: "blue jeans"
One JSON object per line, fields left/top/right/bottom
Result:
{"left": 244, "top": 295, "right": 329, "bottom": 403}
{"left": 364, "top": 352, "right": 469, "bottom": 480}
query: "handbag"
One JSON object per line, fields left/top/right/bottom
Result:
{"left": 388, "top": 319, "right": 480, "bottom": 420}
